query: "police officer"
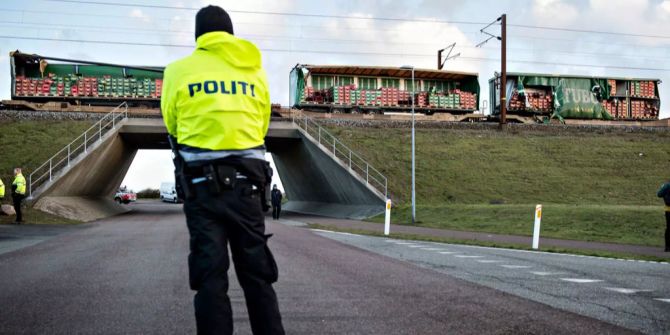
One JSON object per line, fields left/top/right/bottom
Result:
{"left": 12, "top": 168, "right": 26, "bottom": 224}
{"left": 658, "top": 180, "right": 670, "bottom": 252}
{"left": 271, "top": 185, "right": 282, "bottom": 220}
{"left": 161, "top": 5, "right": 284, "bottom": 335}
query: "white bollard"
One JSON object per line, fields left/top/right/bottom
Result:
{"left": 532, "top": 204, "right": 542, "bottom": 249}
{"left": 384, "top": 199, "right": 392, "bottom": 236}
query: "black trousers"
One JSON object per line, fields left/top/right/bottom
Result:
{"left": 183, "top": 180, "right": 284, "bottom": 335}
{"left": 272, "top": 205, "right": 281, "bottom": 220}
{"left": 13, "top": 194, "right": 24, "bottom": 223}
{"left": 665, "top": 212, "right": 669, "bottom": 250}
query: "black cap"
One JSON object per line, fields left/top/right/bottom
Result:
{"left": 195, "top": 5, "right": 234, "bottom": 41}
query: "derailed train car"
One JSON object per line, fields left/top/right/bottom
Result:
{"left": 5, "top": 51, "right": 164, "bottom": 111}
{"left": 290, "top": 64, "right": 481, "bottom": 116}
{"left": 489, "top": 72, "right": 661, "bottom": 123}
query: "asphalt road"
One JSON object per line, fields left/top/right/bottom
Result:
{"left": 312, "top": 229, "right": 670, "bottom": 335}
{"left": 0, "top": 201, "right": 650, "bottom": 334}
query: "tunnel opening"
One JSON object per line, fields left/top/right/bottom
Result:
{"left": 119, "top": 150, "right": 288, "bottom": 206}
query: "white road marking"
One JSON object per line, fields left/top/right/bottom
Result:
{"left": 603, "top": 287, "right": 653, "bottom": 294}
{"left": 407, "top": 245, "right": 424, "bottom": 248}
{"left": 455, "top": 255, "right": 484, "bottom": 258}
{"left": 394, "top": 242, "right": 415, "bottom": 245}
{"left": 476, "top": 260, "right": 502, "bottom": 263}
{"left": 311, "top": 229, "right": 357, "bottom": 236}
{"left": 500, "top": 265, "right": 532, "bottom": 269}
{"left": 438, "top": 251, "right": 458, "bottom": 255}
{"left": 313, "top": 229, "right": 670, "bottom": 266}
{"left": 654, "top": 298, "right": 670, "bottom": 303}
{"left": 530, "top": 271, "right": 564, "bottom": 276}
{"left": 408, "top": 238, "right": 670, "bottom": 265}
{"left": 421, "top": 248, "right": 444, "bottom": 251}
{"left": 560, "top": 278, "right": 604, "bottom": 284}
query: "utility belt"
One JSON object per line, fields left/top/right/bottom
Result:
{"left": 174, "top": 156, "right": 273, "bottom": 212}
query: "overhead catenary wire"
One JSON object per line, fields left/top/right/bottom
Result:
{"left": 42, "top": 0, "right": 670, "bottom": 39}
{"left": 4, "top": 7, "right": 670, "bottom": 49}
{"left": 42, "top": 0, "right": 489, "bottom": 25}
{"left": 0, "top": 8, "right": 485, "bottom": 37}
{"left": 1, "top": 21, "right": 669, "bottom": 61}
{"left": 2, "top": 35, "right": 669, "bottom": 72}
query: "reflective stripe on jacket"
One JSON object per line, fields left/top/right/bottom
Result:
{"left": 13, "top": 174, "right": 26, "bottom": 195}
{"left": 161, "top": 31, "right": 271, "bottom": 151}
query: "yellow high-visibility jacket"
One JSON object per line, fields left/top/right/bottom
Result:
{"left": 161, "top": 31, "right": 271, "bottom": 150}
{"left": 0, "top": 178, "right": 5, "bottom": 198}
{"left": 13, "top": 173, "right": 26, "bottom": 195}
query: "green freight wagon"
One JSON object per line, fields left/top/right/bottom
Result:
{"left": 290, "top": 64, "right": 480, "bottom": 115}
{"left": 488, "top": 72, "right": 661, "bottom": 122}
{"left": 7, "top": 51, "right": 164, "bottom": 110}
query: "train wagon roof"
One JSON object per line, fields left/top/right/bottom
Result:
{"left": 489, "top": 72, "right": 661, "bottom": 83}
{"left": 10, "top": 51, "right": 164, "bottom": 73}
{"left": 298, "top": 64, "right": 478, "bottom": 81}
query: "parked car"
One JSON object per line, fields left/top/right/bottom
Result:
{"left": 160, "top": 182, "right": 180, "bottom": 203}
{"left": 114, "top": 187, "right": 137, "bottom": 204}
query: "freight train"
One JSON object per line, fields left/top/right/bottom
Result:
{"left": 489, "top": 73, "right": 662, "bottom": 123}
{"left": 4, "top": 51, "right": 164, "bottom": 112}
{"left": 290, "top": 64, "right": 481, "bottom": 117}
{"left": 2, "top": 51, "right": 664, "bottom": 124}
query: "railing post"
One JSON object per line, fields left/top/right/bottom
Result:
{"left": 333, "top": 138, "right": 336, "bottom": 155}
{"left": 318, "top": 127, "right": 321, "bottom": 144}
{"left": 30, "top": 102, "right": 129, "bottom": 198}
{"left": 366, "top": 164, "right": 369, "bottom": 184}
{"left": 349, "top": 151, "right": 352, "bottom": 170}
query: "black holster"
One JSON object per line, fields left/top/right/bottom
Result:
{"left": 169, "top": 135, "right": 192, "bottom": 201}
{"left": 218, "top": 156, "right": 272, "bottom": 212}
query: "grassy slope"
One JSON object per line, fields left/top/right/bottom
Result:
{"left": 0, "top": 120, "right": 91, "bottom": 224}
{"left": 328, "top": 125, "right": 670, "bottom": 247}
{"left": 0, "top": 120, "right": 92, "bottom": 185}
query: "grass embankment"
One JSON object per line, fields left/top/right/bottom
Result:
{"left": 0, "top": 207, "right": 81, "bottom": 225}
{"left": 0, "top": 120, "right": 91, "bottom": 224}
{"left": 327, "top": 125, "right": 670, "bottom": 247}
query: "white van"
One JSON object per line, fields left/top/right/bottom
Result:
{"left": 160, "top": 182, "right": 180, "bottom": 203}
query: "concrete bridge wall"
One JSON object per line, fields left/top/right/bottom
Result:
{"left": 33, "top": 118, "right": 384, "bottom": 221}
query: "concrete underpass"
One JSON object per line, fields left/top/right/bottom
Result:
{"left": 31, "top": 118, "right": 385, "bottom": 222}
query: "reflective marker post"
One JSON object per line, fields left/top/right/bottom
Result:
{"left": 532, "top": 204, "right": 542, "bottom": 249}
{"left": 384, "top": 199, "right": 392, "bottom": 236}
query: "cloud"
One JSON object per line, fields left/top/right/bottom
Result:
{"left": 129, "top": 8, "right": 151, "bottom": 23}
{"left": 658, "top": 0, "right": 670, "bottom": 19}
{"left": 531, "top": 0, "right": 579, "bottom": 26}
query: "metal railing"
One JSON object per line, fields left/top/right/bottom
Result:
{"left": 28, "top": 102, "right": 129, "bottom": 198}
{"left": 292, "top": 114, "right": 388, "bottom": 198}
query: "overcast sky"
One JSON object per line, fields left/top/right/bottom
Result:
{"left": 1, "top": 0, "right": 669, "bottom": 190}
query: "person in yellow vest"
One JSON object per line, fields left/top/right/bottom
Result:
{"left": 0, "top": 177, "right": 5, "bottom": 200}
{"left": 162, "top": 5, "right": 283, "bottom": 335}
{"left": 12, "top": 168, "right": 27, "bottom": 224}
